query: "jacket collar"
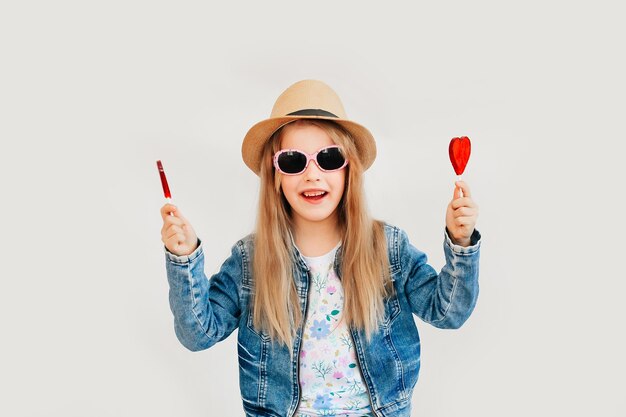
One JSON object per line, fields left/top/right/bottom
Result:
{"left": 287, "top": 229, "right": 310, "bottom": 272}
{"left": 287, "top": 229, "right": 344, "bottom": 279}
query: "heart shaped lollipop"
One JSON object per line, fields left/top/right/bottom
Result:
{"left": 449, "top": 136, "right": 471, "bottom": 176}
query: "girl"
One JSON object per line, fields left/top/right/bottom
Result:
{"left": 160, "top": 80, "right": 481, "bottom": 417}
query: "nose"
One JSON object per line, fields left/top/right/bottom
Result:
{"left": 302, "top": 159, "right": 322, "bottom": 181}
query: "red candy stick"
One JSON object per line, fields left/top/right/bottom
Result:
{"left": 157, "top": 160, "right": 173, "bottom": 215}
{"left": 449, "top": 136, "right": 471, "bottom": 197}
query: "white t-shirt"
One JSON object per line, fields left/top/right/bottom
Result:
{"left": 294, "top": 243, "right": 374, "bottom": 417}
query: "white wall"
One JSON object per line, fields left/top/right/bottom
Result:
{"left": 1, "top": 1, "right": 624, "bottom": 416}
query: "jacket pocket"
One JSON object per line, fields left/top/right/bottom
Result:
{"left": 246, "top": 308, "right": 272, "bottom": 341}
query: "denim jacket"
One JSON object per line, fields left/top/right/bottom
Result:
{"left": 165, "top": 224, "right": 481, "bottom": 417}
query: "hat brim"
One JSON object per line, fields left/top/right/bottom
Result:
{"left": 242, "top": 115, "right": 376, "bottom": 175}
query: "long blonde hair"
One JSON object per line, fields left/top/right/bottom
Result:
{"left": 252, "top": 119, "right": 391, "bottom": 348}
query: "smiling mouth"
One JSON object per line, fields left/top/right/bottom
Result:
{"left": 301, "top": 191, "right": 327, "bottom": 201}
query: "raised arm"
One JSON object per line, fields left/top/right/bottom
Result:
{"left": 401, "top": 227, "right": 481, "bottom": 329}
{"left": 161, "top": 204, "right": 242, "bottom": 351}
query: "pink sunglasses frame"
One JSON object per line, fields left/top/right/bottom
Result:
{"left": 273, "top": 145, "right": 349, "bottom": 176}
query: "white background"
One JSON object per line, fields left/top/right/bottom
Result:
{"left": 1, "top": 1, "right": 624, "bottom": 416}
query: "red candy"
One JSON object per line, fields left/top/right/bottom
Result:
{"left": 157, "top": 160, "right": 172, "bottom": 199}
{"left": 449, "top": 136, "right": 471, "bottom": 176}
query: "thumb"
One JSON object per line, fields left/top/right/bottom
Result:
{"left": 452, "top": 183, "right": 462, "bottom": 200}
{"left": 162, "top": 203, "right": 187, "bottom": 222}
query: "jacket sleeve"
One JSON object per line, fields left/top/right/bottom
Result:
{"left": 402, "top": 227, "right": 481, "bottom": 329}
{"left": 165, "top": 239, "right": 242, "bottom": 351}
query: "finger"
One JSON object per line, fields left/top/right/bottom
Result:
{"left": 163, "top": 214, "right": 184, "bottom": 228}
{"left": 171, "top": 207, "right": 188, "bottom": 224}
{"left": 454, "top": 181, "right": 471, "bottom": 198}
{"left": 164, "top": 214, "right": 190, "bottom": 233}
{"left": 162, "top": 223, "right": 183, "bottom": 243}
{"left": 452, "top": 184, "right": 461, "bottom": 200}
{"left": 166, "top": 231, "right": 186, "bottom": 245}
{"left": 454, "top": 216, "right": 475, "bottom": 228}
{"left": 160, "top": 204, "right": 178, "bottom": 220}
{"left": 456, "top": 203, "right": 478, "bottom": 214}
{"left": 166, "top": 224, "right": 185, "bottom": 239}
{"left": 162, "top": 204, "right": 188, "bottom": 223}
{"left": 162, "top": 233, "right": 182, "bottom": 248}
{"left": 160, "top": 203, "right": 177, "bottom": 214}
{"left": 451, "top": 197, "right": 476, "bottom": 210}
{"left": 161, "top": 223, "right": 180, "bottom": 241}
{"left": 453, "top": 207, "right": 474, "bottom": 217}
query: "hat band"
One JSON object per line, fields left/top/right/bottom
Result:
{"left": 286, "top": 109, "right": 338, "bottom": 118}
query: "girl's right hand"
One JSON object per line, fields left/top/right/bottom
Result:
{"left": 160, "top": 204, "right": 199, "bottom": 256}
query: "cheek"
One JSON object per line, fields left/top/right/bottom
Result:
{"left": 279, "top": 177, "right": 297, "bottom": 197}
{"left": 335, "top": 172, "right": 346, "bottom": 194}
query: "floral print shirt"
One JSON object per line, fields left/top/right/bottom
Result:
{"left": 295, "top": 243, "right": 373, "bottom": 417}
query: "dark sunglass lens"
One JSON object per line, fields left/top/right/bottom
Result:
{"left": 277, "top": 151, "right": 307, "bottom": 174}
{"left": 317, "top": 147, "right": 345, "bottom": 170}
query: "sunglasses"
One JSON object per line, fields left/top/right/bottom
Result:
{"left": 273, "top": 145, "right": 348, "bottom": 175}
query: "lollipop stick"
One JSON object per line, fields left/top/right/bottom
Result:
{"left": 166, "top": 198, "right": 174, "bottom": 216}
{"left": 457, "top": 175, "right": 464, "bottom": 198}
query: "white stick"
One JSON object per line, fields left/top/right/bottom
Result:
{"left": 457, "top": 175, "right": 464, "bottom": 198}
{"left": 166, "top": 197, "right": 174, "bottom": 216}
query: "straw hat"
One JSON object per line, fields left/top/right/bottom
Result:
{"left": 242, "top": 79, "right": 377, "bottom": 175}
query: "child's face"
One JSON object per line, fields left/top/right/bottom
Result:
{"left": 278, "top": 123, "right": 346, "bottom": 231}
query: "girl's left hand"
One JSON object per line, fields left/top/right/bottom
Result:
{"left": 445, "top": 181, "right": 479, "bottom": 247}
